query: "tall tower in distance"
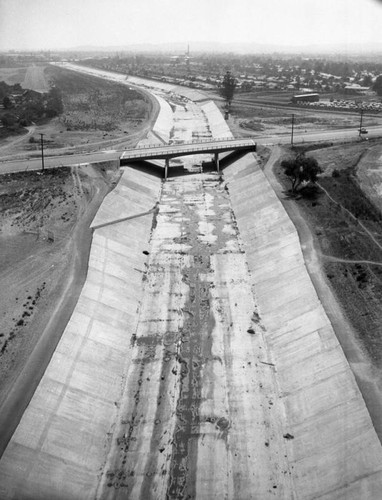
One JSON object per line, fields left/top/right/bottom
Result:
{"left": 186, "top": 44, "right": 190, "bottom": 72}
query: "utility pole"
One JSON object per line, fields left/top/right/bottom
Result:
{"left": 359, "top": 108, "right": 364, "bottom": 136}
{"left": 40, "top": 133, "right": 45, "bottom": 171}
{"left": 291, "top": 113, "right": 295, "bottom": 147}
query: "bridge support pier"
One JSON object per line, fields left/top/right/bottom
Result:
{"left": 215, "top": 153, "right": 220, "bottom": 173}
{"left": 165, "top": 158, "right": 169, "bottom": 180}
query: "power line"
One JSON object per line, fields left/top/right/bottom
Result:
{"left": 291, "top": 114, "right": 295, "bottom": 147}
{"left": 40, "top": 133, "right": 45, "bottom": 171}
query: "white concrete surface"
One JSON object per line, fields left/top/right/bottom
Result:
{"left": 0, "top": 213, "right": 158, "bottom": 499}
{"left": 91, "top": 168, "right": 161, "bottom": 228}
{"left": 0, "top": 166, "right": 162, "bottom": 500}
{"left": 93, "top": 171, "right": 297, "bottom": 499}
{"left": 224, "top": 155, "right": 382, "bottom": 499}
{"left": 201, "top": 101, "right": 232, "bottom": 139}
{"left": 152, "top": 95, "right": 173, "bottom": 144}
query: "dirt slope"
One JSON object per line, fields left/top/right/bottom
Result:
{"left": 0, "top": 164, "right": 117, "bottom": 453}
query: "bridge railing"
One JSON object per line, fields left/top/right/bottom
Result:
{"left": 121, "top": 140, "right": 256, "bottom": 159}
{"left": 123, "top": 136, "right": 255, "bottom": 152}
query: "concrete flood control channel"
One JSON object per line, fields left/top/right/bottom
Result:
{"left": 2, "top": 162, "right": 382, "bottom": 499}
{"left": 1, "top": 64, "right": 382, "bottom": 499}
{"left": 96, "top": 170, "right": 292, "bottom": 499}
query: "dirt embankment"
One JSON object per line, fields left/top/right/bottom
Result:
{"left": 267, "top": 142, "right": 382, "bottom": 438}
{"left": 274, "top": 143, "right": 382, "bottom": 364}
{"left": 0, "top": 164, "right": 118, "bottom": 452}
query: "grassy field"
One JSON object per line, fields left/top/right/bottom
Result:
{"left": 0, "top": 64, "right": 49, "bottom": 91}
{"left": 0, "top": 67, "right": 27, "bottom": 86}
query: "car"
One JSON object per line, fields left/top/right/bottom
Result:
{"left": 360, "top": 127, "right": 368, "bottom": 134}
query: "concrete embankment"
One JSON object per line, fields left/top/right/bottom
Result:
{"left": 150, "top": 95, "right": 173, "bottom": 144}
{"left": 201, "top": 101, "right": 232, "bottom": 139}
{"left": 224, "top": 154, "right": 382, "bottom": 498}
{"left": 0, "top": 168, "right": 162, "bottom": 499}
{"left": 199, "top": 94, "right": 382, "bottom": 496}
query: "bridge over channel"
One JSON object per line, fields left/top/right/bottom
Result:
{"left": 120, "top": 138, "right": 257, "bottom": 178}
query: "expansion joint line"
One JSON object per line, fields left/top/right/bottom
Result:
{"left": 91, "top": 203, "right": 160, "bottom": 230}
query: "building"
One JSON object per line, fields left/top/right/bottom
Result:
{"left": 291, "top": 93, "right": 320, "bottom": 103}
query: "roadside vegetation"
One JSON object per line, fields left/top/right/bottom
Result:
{"left": 277, "top": 141, "right": 382, "bottom": 366}
{"left": 219, "top": 70, "right": 236, "bottom": 112}
{"left": 281, "top": 153, "right": 322, "bottom": 193}
{"left": 0, "top": 80, "right": 63, "bottom": 137}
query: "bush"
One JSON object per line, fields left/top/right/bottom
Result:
{"left": 281, "top": 153, "right": 322, "bottom": 193}
{"left": 1, "top": 113, "right": 18, "bottom": 129}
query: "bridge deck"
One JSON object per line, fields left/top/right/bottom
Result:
{"left": 120, "top": 138, "right": 256, "bottom": 164}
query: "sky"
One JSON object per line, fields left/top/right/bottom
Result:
{"left": 1, "top": 0, "right": 382, "bottom": 52}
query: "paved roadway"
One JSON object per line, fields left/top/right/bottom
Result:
{"left": 1, "top": 126, "right": 380, "bottom": 175}
{"left": 259, "top": 123, "right": 382, "bottom": 146}
{"left": 1, "top": 61, "right": 378, "bottom": 176}
{"left": 0, "top": 150, "right": 121, "bottom": 174}
{"left": 120, "top": 138, "right": 256, "bottom": 162}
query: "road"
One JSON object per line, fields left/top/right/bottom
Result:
{"left": 259, "top": 123, "right": 382, "bottom": 145}
{"left": 1, "top": 125, "right": 380, "bottom": 175}
{"left": 0, "top": 149, "right": 121, "bottom": 174}
{"left": 0, "top": 125, "right": 36, "bottom": 152}
{"left": 0, "top": 62, "right": 381, "bottom": 175}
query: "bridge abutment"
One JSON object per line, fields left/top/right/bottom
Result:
{"left": 214, "top": 152, "right": 220, "bottom": 173}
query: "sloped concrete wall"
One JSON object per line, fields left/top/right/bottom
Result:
{"left": 151, "top": 94, "right": 173, "bottom": 144}
{"left": 201, "top": 101, "right": 232, "bottom": 139}
{"left": 197, "top": 98, "right": 382, "bottom": 497}
{"left": 91, "top": 168, "right": 161, "bottom": 228}
{"left": 224, "top": 156, "right": 382, "bottom": 499}
{"left": 0, "top": 169, "right": 162, "bottom": 500}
